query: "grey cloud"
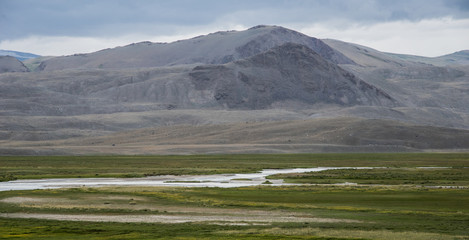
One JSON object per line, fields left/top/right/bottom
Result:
{"left": 446, "top": 0, "right": 469, "bottom": 11}
{"left": 0, "top": 0, "right": 224, "bottom": 39}
{"left": 0, "top": 0, "right": 467, "bottom": 41}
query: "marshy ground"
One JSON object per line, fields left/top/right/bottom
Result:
{"left": 1, "top": 153, "right": 468, "bottom": 239}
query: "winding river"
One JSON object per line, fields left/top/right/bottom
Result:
{"left": 0, "top": 167, "right": 372, "bottom": 191}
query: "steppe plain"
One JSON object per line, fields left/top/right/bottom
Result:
{"left": 1, "top": 153, "right": 468, "bottom": 239}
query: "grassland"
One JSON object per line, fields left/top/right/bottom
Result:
{"left": 1, "top": 153, "right": 468, "bottom": 239}
{"left": 1, "top": 185, "right": 468, "bottom": 239}
{"left": 268, "top": 167, "right": 469, "bottom": 186}
{"left": 1, "top": 153, "right": 468, "bottom": 181}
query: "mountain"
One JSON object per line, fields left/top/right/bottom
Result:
{"left": 0, "top": 43, "right": 391, "bottom": 117}
{"left": 0, "top": 50, "right": 40, "bottom": 61}
{"left": 322, "top": 39, "right": 411, "bottom": 68}
{"left": 1, "top": 25, "right": 468, "bottom": 154}
{"left": 36, "top": 25, "right": 353, "bottom": 71}
{"left": 322, "top": 39, "right": 469, "bottom": 113}
{"left": 385, "top": 50, "right": 469, "bottom": 66}
{"left": 0, "top": 56, "right": 29, "bottom": 73}
{"left": 323, "top": 39, "right": 469, "bottom": 68}
{"left": 189, "top": 43, "right": 396, "bottom": 109}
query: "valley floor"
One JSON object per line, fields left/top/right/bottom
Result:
{"left": 0, "top": 153, "right": 468, "bottom": 239}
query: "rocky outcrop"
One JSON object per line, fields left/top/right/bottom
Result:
{"left": 190, "top": 43, "right": 396, "bottom": 109}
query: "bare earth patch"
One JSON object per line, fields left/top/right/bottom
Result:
{"left": 0, "top": 197, "right": 48, "bottom": 204}
{"left": 0, "top": 196, "right": 361, "bottom": 225}
{"left": 0, "top": 213, "right": 360, "bottom": 224}
{"left": 0, "top": 196, "right": 296, "bottom": 215}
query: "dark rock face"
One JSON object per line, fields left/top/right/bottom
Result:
{"left": 0, "top": 56, "right": 29, "bottom": 73}
{"left": 235, "top": 26, "right": 353, "bottom": 65}
{"left": 190, "top": 43, "right": 396, "bottom": 109}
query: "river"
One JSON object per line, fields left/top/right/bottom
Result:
{"left": 0, "top": 167, "right": 372, "bottom": 191}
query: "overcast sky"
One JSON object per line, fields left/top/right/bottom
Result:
{"left": 1, "top": 0, "right": 468, "bottom": 57}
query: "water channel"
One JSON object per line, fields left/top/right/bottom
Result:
{"left": 0, "top": 167, "right": 372, "bottom": 191}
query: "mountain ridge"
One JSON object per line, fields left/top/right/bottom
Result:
{"left": 0, "top": 50, "right": 40, "bottom": 61}
{"left": 385, "top": 49, "right": 469, "bottom": 66}
{"left": 1, "top": 25, "right": 468, "bottom": 154}
{"left": 189, "top": 43, "right": 396, "bottom": 109}
{"left": 36, "top": 25, "right": 353, "bottom": 71}
{"left": 323, "top": 39, "right": 469, "bottom": 67}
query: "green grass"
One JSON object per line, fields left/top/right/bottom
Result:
{"left": 0, "top": 185, "right": 468, "bottom": 239}
{"left": 1, "top": 153, "right": 468, "bottom": 181}
{"left": 1, "top": 153, "right": 469, "bottom": 239}
{"left": 268, "top": 167, "right": 469, "bottom": 186}
{"left": 0, "top": 218, "right": 365, "bottom": 240}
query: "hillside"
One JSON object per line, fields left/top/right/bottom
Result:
{"left": 3, "top": 118, "right": 469, "bottom": 155}
{"left": 0, "top": 50, "right": 40, "bottom": 61}
{"left": 190, "top": 43, "right": 396, "bottom": 109}
{"left": 0, "top": 43, "right": 391, "bottom": 117}
{"left": 385, "top": 50, "right": 469, "bottom": 67}
{"left": 323, "top": 39, "right": 469, "bottom": 113}
{"left": 36, "top": 25, "right": 353, "bottom": 71}
{"left": 0, "top": 56, "right": 29, "bottom": 73}
{"left": 1, "top": 25, "right": 468, "bottom": 154}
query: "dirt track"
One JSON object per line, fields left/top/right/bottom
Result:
{"left": 0, "top": 213, "right": 360, "bottom": 224}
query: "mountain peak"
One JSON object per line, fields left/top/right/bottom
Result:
{"left": 248, "top": 25, "right": 278, "bottom": 30}
{"left": 36, "top": 25, "right": 354, "bottom": 71}
{"left": 190, "top": 42, "right": 395, "bottom": 109}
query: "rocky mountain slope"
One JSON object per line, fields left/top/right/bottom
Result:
{"left": 323, "top": 38, "right": 469, "bottom": 118}
{"left": 190, "top": 43, "right": 396, "bottom": 109}
{"left": 1, "top": 25, "right": 468, "bottom": 154}
{"left": 0, "top": 43, "right": 391, "bottom": 117}
{"left": 36, "top": 25, "right": 353, "bottom": 71}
